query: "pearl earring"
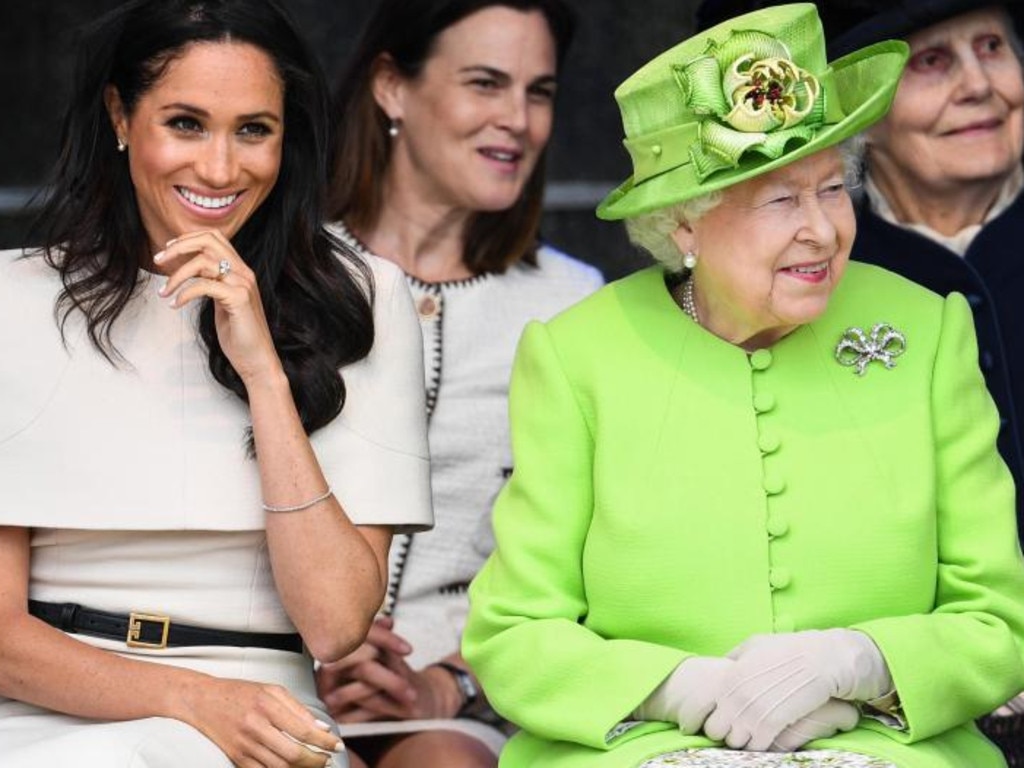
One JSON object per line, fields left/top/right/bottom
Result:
{"left": 388, "top": 118, "right": 401, "bottom": 138}
{"left": 116, "top": 137, "right": 127, "bottom": 152}
{"left": 683, "top": 250, "right": 698, "bottom": 270}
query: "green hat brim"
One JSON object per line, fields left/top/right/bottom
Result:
{"left": 596, "top": 40, "right": 909, "bottom": 221}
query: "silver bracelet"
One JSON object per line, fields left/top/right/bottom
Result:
{"left": 262, "top": 486, "right": 334, "bottom": 513}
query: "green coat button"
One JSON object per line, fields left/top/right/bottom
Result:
{"left": 763, "top": 472, "right": 786, "bottom": 495}
{"left": 770, "top": 567, "right": 791, "bottom": 589}
{"left": 758, "top": 431, "right": 780, "bottom": 454}
{"left": 767, "top": 515, "right": 789, "bottom": 537}
{"left": 750, "top": 349, "right": 773, "bottom": 370}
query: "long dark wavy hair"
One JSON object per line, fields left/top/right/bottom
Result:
{"left": 30, "top": 0, "right": 374, "bottom": 449}
{"left": 328, "top": 0, "right": 576, "bottom": 274}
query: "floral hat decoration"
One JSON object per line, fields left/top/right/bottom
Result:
{"left": 596, "top": 3, "right": 909, "bottom": 220}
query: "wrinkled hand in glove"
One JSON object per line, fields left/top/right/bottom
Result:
{"left": 703, "top": 629, "right": 891, "bottom": 751}
{"left": 633, "top": 657, "right": 735, "bottom": 734}
{"left": 770, "top": 698, "right": 861, "bottom": 751}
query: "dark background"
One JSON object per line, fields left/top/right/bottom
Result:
{"left": 0, "top": 1, "right": 700, "bottom": 279}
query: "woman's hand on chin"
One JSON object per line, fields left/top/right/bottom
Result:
{"left": 154, "top": 229, "right": 284, "bottom": 388}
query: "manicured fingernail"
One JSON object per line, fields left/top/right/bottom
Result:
{"left": 153, "top": 250, "right": 165, "bottom": 263}
{"left": 165, "top": 237, "right": 178, "bottom": 246}
{"left": 314, "top": 719, "right": 332, "bottom": 731}
{"left": 157, "top": 279, "right": 168, "bottom": 296}
{"left": 333, "top": 741, "right": 345, "bottom": 753}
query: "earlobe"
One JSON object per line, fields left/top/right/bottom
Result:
{"left": 104, "top": 85, "right": 128, "bottom": 147}
{"left": 670, "top": 221, "right": 698, "bottom": 257}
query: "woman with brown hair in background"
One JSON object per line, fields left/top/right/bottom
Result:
{"left": 314, "top": 1, "right": 603, "bottom": 766}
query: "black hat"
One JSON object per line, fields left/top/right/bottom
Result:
{"left": 818, "top": 0, "right": 1024, "bottom": 58}
{"left": 695, "top": 0, "right": 1024, "bottom": 59}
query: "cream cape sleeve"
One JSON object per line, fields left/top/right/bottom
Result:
{"left": 314, "top": 255, "right": 433, "bottom": 533}
{"left": 0, "top": 249, "right": 433, "bottom": 532}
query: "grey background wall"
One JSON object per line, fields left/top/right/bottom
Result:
{"left": 0, "top": 1, "right": 700, "bottom": 279}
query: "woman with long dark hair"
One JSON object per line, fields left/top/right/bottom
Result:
{"left": 0, "top": 1, "right": 431, "bottom": 766}
{"left": 313, "top": 1, "right": 603, "bottom": 766}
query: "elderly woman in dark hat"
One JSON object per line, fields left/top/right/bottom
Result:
{"left": 697, "top": 0, "right": 1024, "bottom": 557}
{"left": 462, "top": 3, "right": 1024, "bottom": 767}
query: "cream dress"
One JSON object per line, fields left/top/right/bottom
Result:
{"left": 0, "top": 249, "right": 434, "bottom": 766}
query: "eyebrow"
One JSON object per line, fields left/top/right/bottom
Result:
{"left": 160, "top": 102, "right": 282, "bottom": 123}
{"left": 457, "top": 65, "right": 557, "bottom": 87}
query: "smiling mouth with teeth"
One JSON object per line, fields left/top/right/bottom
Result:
{"left": 787, "top": 263, "right": 827, "bottom": 274}
{"left": 480, "top": 149, "right": 519, "bottom": 162}
{"left": 176, "top": 186, "right": 240, "bottom": 210}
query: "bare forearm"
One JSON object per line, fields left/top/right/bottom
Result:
{"left": 0, "top": 613, "right": 207, "bottom": 723}
{"left": 246, "top": 369, "right": 388, "bottom": 661}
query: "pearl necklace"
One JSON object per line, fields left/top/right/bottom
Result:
{"left": 680, "top": 277, "right": 700, "bottom": 326}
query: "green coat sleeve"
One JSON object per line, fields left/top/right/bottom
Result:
{"left": 463, "top": 321, "right": 686, "bottom": 750}
{"left": 853, "top": 292, "right": 1024, "bottom": 742}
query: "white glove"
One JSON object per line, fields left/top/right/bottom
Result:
{"left": 770, "top": 698, "right": 860, "bottom": 752}
{"left": 703, "top": 629, "right": 891, "bottom": 751}
{"left": 633, "top": 656, "right": 735, "bottom": 734}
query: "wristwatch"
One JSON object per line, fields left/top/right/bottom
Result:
{"left": 435, "top": 661, "right": 479, "bottom": 714}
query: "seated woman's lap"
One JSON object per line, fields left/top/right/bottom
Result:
{"left": 0, "top": 707, "right": 230, "bottom": 768}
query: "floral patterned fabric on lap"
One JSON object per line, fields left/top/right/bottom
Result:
{"left": 638, "top": 748, "right": 897, "bottom": 767}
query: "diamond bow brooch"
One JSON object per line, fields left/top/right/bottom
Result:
{"left": 835, "top": 323, "right": 906, "bottom": 376}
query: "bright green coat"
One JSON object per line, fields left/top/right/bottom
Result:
{"left": 463, "top": 262, "right": 1024, "bottom": 768}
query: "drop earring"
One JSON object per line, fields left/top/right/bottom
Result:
{"left": 683, "top": 250, "right": 698, "bottom": 270}
{"left": 116, "top": 137, "right": 127, "bottom": 152}
{"left": 388, "top": 118, "right": 401, "bottom": 138}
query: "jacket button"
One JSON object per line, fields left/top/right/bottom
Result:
{"left": 769, "top": 567, "right": 791, "bottom": 589}
{"left": 767, "top": 515, "right": 789, "bottom": 537}
{"left": 763, "top": 472, "right": 786, "bottom": 495}
{"left": 416, "top": 295, "right": 441, "bottom": 319}
{"left": 750, "top": 349, "right": 773, "bottom": 370}
{"left": 966, "top": 293, "right": 984, "bottom": 308}
{"left": 753, "top": 392, "right": 776, "bottom": 413}
{"left": 980, "top": 350, "right": 996, "bottom": 371}
{"left": 758, "top": 431, "right": 781, "bottom": 454}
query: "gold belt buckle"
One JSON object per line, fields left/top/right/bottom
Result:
{"left": 127, "top": 612, "right": 171, "bottom": 649}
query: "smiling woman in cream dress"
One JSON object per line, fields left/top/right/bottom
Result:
{"left": 0, "top": 1, "right": 431, "bottom": 767}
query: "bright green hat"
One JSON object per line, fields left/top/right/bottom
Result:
{"left": 596, "top": 2, "right": 908, "bottom": 220}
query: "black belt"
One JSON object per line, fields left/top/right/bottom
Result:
{"left": 29, "top": 600, "right": 304, "bottom": 654}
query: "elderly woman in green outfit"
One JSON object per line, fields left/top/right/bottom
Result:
{"left": 462, "top": 4, "right": 1024, "bottom": 768}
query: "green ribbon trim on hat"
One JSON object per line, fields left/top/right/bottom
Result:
{"left": 624, "top": 124, "right": 700, "bottom": 184}
{"left": 692, "top": 120, "right": 816, "bottom": 180}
